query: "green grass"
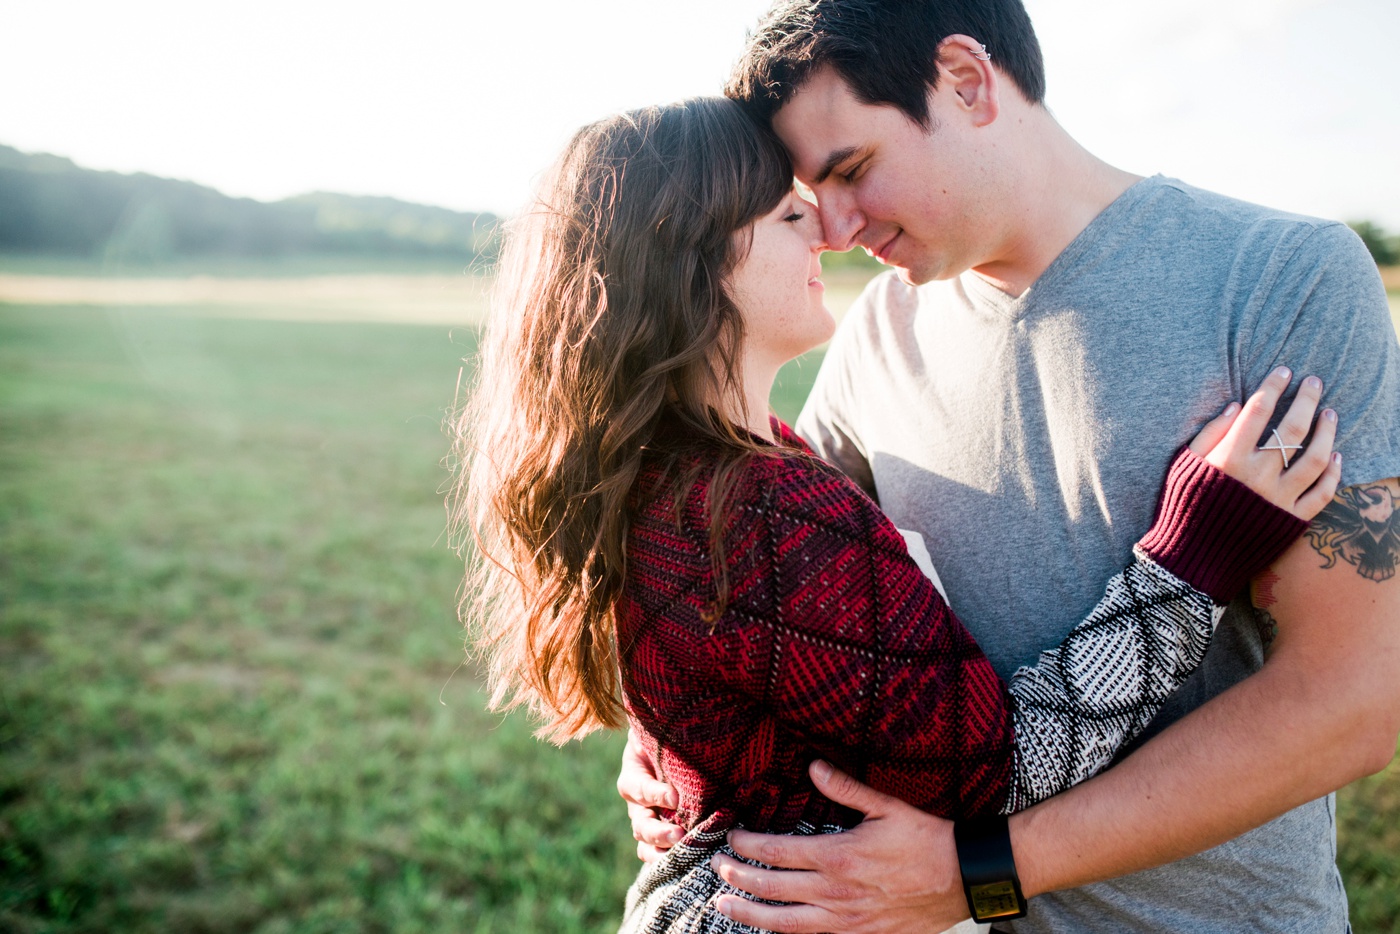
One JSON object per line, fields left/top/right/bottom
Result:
{"left": 0, "top": 305, "right": 636, "bottom": 933}
{"left": 1, "top": 302, "right": 1396, "bottom": 933}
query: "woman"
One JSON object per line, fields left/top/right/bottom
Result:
{"left": 450, "top": 98, "right": 1339, "bottom": 931}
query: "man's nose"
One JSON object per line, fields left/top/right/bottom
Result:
{"left": 817, "top": 193, "right": 862, "bottom": 253}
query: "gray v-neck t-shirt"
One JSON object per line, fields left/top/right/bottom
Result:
{"left": 796, "top": 176, "right": 1400, "bottom": 933}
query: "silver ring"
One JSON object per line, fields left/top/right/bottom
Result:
{"left": 1259, "top": 427, "right": 1305, "bottom": 469}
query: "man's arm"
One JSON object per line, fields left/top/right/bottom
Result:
{"left": 711, "top": 477, "right": 1400, "bottom": 932}
{"left": 1008, "top": 476, "right": 1400, "bottom": 890}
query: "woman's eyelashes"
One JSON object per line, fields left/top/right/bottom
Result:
{"left": 784, "top": 211, "right": 806, "bottom": 223}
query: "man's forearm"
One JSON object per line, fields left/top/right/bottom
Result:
{"left": 1012, "top": 657, "right": 1386, "bottom": 895}
{"left": 1010, "top": 523, "right": 1400, "bottom": 897}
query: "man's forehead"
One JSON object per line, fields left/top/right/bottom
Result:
{"left": 772, "top": 69, "right": 866, "bottom": 177}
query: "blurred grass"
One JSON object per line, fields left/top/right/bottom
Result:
{"left": 1, "top": 295, "right": 1396, "bottom": 933}
{"left": 0, "top": 305, "right": 642, "bottom": 933}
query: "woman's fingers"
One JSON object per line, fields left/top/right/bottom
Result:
{"left": 629, "top": 802, "right": 684, "bottom": 848}
{"left": 618, "top": 729, "right": 680, "bottom": 861}
{"left": 1194, "top": 368, "right": 1346, "bottom": 519}
{"left": 617, "top": 730, "right": 678, "bottom": 811}
{"left": 1273, "top": 375, "right": 1324, "bottom": 451}
{"left": 1220, "top": 365, "right": 1292, "bottom": 458}
{"left": 1283, "top": 404, "right": 1337, "bottom": 487}
{"left": 1187, "top": 401, "right": 1242, "bottom": 457}
{"left": 1290, "top": 405, "right": 1342, "bottom": 521}
{"left": 1294, "top": 452, "right": 1343, "bottom": 521}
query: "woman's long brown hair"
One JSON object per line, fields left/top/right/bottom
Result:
{"left": 449, "top": 98, "right": 795, "bottom": 741}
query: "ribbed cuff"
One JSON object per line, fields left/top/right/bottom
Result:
{"left": 1137, "top": 447, "right": 1308, "bottom": 604}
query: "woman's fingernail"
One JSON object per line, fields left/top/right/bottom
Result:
{"left": 669, "top": 829, "right": 684, "bottom": 844}
{"left": 1224, "top": 402, "right": 1241, "bottom": 417}
{"left": 1332, "top": 452, "right": 1342, "bottom": 465}
{"left": 1273, "top": 366, "right": 1292, "bottom": 380}
{"left": 716, "top": 897, "right": 733, "bottom": 918}
{"left": 1324, "top": 408, "right": 1337, "bottom": 422}
{"left": 811, "top": 759, "right": 833, "bottom": 782}
{"left": 1305, "top": 375, "right": 1323, "bottom": 390}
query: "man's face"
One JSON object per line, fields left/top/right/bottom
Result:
{"left": 771, "top": 66, "right": 990, "bottom": 286}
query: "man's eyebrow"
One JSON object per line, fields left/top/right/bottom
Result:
{"left": 811, "top": 146, "right": 860, "bottom": 185}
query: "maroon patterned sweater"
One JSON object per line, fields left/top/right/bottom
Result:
{"left": 616, "top": 420, "right": 1306, "bottom": 841}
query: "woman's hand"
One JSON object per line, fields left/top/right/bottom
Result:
{"left": 617, "top": 729, "right": 682, "bottom": 861}
{"left": 1188, "top": 366, "right": 1342, "bottom": 521}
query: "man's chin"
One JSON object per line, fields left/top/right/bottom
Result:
{"left": 890, "top": 257, "right": 968, "bottom": 288}
{"left": 892, "top": 263, "right": 938, "bottom": 287}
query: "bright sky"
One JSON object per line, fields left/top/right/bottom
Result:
{"left": 2, "top": 0, "right": 1397, "bottom": 226}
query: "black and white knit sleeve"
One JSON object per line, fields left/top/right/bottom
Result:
{"left": 1001, "top": 553, "right": 1220, "bottom": 812}
{"left": 999, "top": 448, "right": 1308, "bottom": 813}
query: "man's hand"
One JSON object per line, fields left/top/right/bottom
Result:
{"left": 617, "top": 729, "right": 682, "bottom": 862}
{"left": 711, "top": 761, "right": 969, "bottom": 934}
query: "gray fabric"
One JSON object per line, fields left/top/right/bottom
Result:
{"left": 796, "top": 176, "right": 1400, "bottom": 933}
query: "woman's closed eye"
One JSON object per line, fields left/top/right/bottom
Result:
{"left": 784, "top": 211, "right": 806, "bottom": 223}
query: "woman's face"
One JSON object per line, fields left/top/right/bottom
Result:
{"left": 726, "top": 189, "right": 833, "bottom": 370}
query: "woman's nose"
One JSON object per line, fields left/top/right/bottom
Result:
{"left": 817, "top": 194, "right": 862, "bottom": 252}
{"left": 805, "top": 212, "right": 828, "bottom": 251}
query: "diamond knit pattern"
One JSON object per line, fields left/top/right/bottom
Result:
{"left": 618, "top": 423, "right": 1238, "bottom": 823}
{"left": 619, "top": 437, "right": 1015, "bottom": 842}
{"left": 614, "top": 425, "right": 1305, "bottom": 933}
{"left": 1002, "top": 554, "right": 1222, "bottom": 813}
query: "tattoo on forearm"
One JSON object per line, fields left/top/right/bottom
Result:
{"left": 1304, "top": 481, "right": 1400, "bottom": 582}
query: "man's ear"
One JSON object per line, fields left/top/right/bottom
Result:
{"left": 935, "top": 34, "right": 1000, "bottom": 128}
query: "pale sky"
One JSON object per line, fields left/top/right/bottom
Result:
{"left": 2, "top": 0, "right": 1397, "bottom": 227}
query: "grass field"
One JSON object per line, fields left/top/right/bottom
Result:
{"left": 1, "top": 286, "right": 1397, "bottom": 933}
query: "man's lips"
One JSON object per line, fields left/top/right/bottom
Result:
{"left": 864, "top": 232, "right": 900, "bottom": 265}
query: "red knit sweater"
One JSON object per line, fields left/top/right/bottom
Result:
{"left": 616, "top": 420, "right": 1304, "bottom": 840}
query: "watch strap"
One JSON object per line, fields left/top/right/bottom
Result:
{"left": 954, "top": 814, "right": 1028, "bottom": 923}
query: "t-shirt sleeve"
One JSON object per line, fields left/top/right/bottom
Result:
{"left": 1242, "top": 221, "right": 1400, "bottom": 487}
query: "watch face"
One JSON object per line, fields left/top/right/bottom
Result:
{"left": 970, "top": 881, "right": 1027, "bottom": 921}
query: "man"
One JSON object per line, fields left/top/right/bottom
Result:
{"left": 619, "top": 1, "right": 1400, "bottom": 931}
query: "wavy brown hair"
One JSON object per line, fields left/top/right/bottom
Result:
{"left": 449, "top": 98, "right": 795, "bottom": 741}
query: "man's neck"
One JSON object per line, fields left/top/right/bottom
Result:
{"left": 970, "top": 113, "right": 1140, "bottom": 297}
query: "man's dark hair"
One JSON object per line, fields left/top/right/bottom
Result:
{"left": 726, "top": 0, "right": 1046, "bottom": 128}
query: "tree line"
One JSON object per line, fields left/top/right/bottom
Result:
{"left": 2, "top": 143, "right": 1393, "bottom": 272}
{"left": 0, "top": 144, "right": 499, "bottom": 267}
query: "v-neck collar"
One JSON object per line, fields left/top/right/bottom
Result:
{"left": 957, "top": 175, "right": 1165, "bottom": 322}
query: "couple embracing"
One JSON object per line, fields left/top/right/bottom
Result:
{"left": 454, "top": 1, "right": 1400, "bottom": 931}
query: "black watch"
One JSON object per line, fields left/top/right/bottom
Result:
{"left": 954, "top": 814, "right": 1028, "bottom": 923}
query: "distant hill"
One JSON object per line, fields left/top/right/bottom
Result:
{"left": 0, "top": 144, "right": 500, "bottom": 268}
